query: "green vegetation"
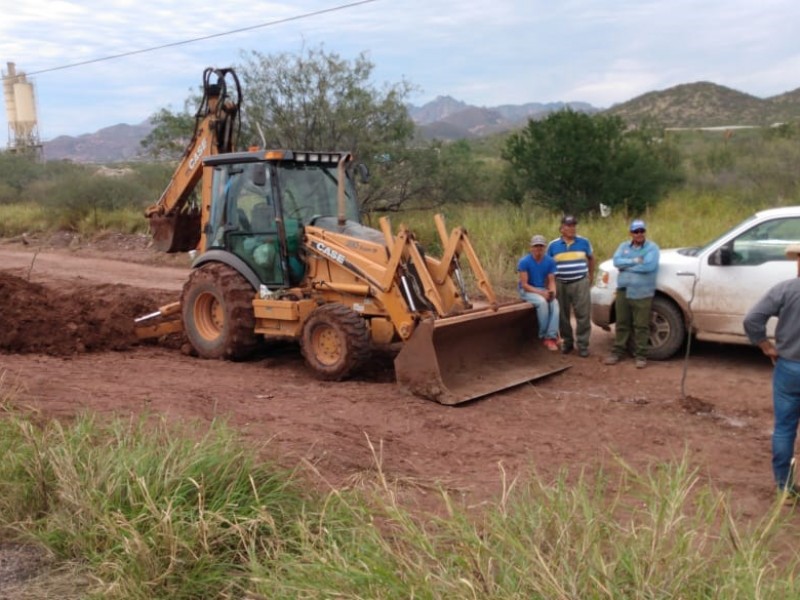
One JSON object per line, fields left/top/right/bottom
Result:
{"left": 0, "top": 157, "right": 171, "bottom": 237}
{"left": 3, "top": 123, "right": 799, "bottom": 296}
{"left": 2, "top": 123, "right": 799, "bottom": 297}
{"left": 0, "top": 405, "right": 308, "bottom": 598}
{"left": 501, "top": 111, "right": 683, "bottom": 215}
{"left": 0, "top": 391, "right": 798, "bottom": 599}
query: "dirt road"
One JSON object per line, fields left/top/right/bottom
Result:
{"left": 0, "top": 239, "right": 780, "bottom": 518}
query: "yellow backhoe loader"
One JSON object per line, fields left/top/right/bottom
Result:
{"left": 137, "top": 67, "right": 567, "bottom": 404}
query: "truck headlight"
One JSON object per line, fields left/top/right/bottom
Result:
{"left": 595, "top": 269, "right": 611, "bottom": 288}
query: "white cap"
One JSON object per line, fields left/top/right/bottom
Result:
{"left": 530, "top": 234, "right": 547, "bottom": 246}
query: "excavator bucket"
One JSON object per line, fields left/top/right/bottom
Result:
{"left": 394, "top": 302, "right": 569, "bottom": 405}
{"left": 149, "top": 209, "right": 202, "bottom": 253}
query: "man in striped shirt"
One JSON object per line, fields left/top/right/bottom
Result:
{"left": 547, "top": 215, "right": 595, "bottom": 357}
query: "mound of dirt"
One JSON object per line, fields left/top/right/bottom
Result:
{"left": 679, "top": 394, "right": 715, "bottom": 414}
{"left": 0, "top": 272, "right": 177, "bottom": 356}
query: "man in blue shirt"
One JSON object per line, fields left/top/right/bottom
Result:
{"left": 547, "top": 215, "right": 594, "bottom": 357}
{"left": 518, "top": 234, "right": 560, "bottom": 351}
{"left": 604, "top": 219, "right": 660, "bottom": 368}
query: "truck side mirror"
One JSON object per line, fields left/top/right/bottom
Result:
{"left": 711, "top": 243, "right": 733, "bottom": 266}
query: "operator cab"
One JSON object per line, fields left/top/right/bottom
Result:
{"left": 204, "top": 150, "right": 366, "bottom": 288}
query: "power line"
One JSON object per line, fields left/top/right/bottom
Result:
{"left": 11, "top": 0, "right": 379, "bottom": 78}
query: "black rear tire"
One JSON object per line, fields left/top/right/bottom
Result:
{"left": 647, "top": 296, "right": 685, "bottom": 360}
{"left": 301, "top": 304, "right": 371, "bottom": 380}
{"left": 181, "top": 263, "right": 259, "bottom": 360}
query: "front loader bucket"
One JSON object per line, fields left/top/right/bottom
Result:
{"left": 149, "top": 209, "right": 202, "bottom": 253}
{"left": 395, "top": 302, "right": 569, "bottom": 405}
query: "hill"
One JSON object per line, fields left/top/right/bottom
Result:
{"left": 38, "top": 81, "right": 800, "bottom": 163}
{"left": 410, "top": 96, "right": 599, "bottom": 140}
{"left": 605, "top": 81, "right": 800, "bottom": 127}
{"left": 768, "top": 87, "right": 800, "bottom": 106}
{"left": 44, "top": 122, "right": 154, "bottom": 163}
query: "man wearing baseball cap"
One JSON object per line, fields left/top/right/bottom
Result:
{"left": 743, "top": 243, "right": 800, "bottom": 502}
{"left": 603, "top": 219, "right": 660, "bottom": 368}
{"left": 547, "top": 215, "right": 595, "bottom": 357}
{"left": 518, "top": 234, "right": 560, "bottom": 350}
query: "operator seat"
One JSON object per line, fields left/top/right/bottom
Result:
{"left": 250, "top": 201, "right": 275, "bottom": 232}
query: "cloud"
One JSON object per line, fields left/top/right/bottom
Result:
{"left": 1, "top": 0, "right": 799, "bottom": 139}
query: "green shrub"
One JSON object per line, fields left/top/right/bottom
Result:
{"left": 37, "top": 174, "right": 151, "bottom": 231}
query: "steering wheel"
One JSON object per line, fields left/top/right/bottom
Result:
{"left": 287, "top": 205, "right": 315, "bottom": 223}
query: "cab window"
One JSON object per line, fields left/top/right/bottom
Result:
{"left": 729, "top": 217, "right": 800, "bottom": 265}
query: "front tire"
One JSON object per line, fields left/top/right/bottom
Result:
{"left": 647, "top": 296, "right": 685, "bottom": 360}
{"left": 301, "top": 304, "right": 371, "bottom": 380}
{"left": 181, "top": 263, "right": 259, "bottom": 360}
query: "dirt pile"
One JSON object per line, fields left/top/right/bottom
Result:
{"left": 0, "top": 272, "right": 175, "bottom": 356}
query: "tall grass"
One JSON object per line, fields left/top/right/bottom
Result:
{"left": 0, "top": 203, "right": 149, "bottom": 238}
{"left": 0, "top": 408, "right": 308, "bottom": 599}
{"left": 0, "top": 202, "right": 51, "bottom": 237}
{"left": 251, "top": 452, "right": 800, "bottom": 599}
{"left": 1, "top": 393, "right": 798, "bottom": 599}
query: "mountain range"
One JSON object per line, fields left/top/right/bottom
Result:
{"left": 41, "top": 81, "right": 800, "bottom": 163}
{"left": 408, "top": 97, "right": 597, "bottom": 140}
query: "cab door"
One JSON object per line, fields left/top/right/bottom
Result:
{"left": 691, "top": 216, "right": 800, "bottom": 339}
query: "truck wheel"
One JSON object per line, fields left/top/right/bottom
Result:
{"left": 647, "top": 296, "right": 685, "bottom": 360}
{"left": 301, "top": 304, "right": 371, "bottom": 380}
{"left": 181, "top": 263, "right": 259, "bottom": 360}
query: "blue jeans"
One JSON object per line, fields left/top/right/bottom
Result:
{"left": 519, "top": 291, "right": 560, "bottom": 340}
{"left": 772, "top": 358, "right": 800, "bottom": 490}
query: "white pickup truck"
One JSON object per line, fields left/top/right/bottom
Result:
{"left": 591, "top": 206, "right": 800, "bottom": 359}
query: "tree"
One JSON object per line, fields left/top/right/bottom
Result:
{"left": 0, "top": 153, "right": 44, "bottom": 202}
{"left": 240, "top": 47, "right": 414, "bottom": 157}
{"left": 501, "top": 110, "right": 682, "bottom": 216}
{"left": 140, "top": 106, "right": 197, "bottom": 159}
{"left": 358, "top": 140, "right": 492, "bottom": 213}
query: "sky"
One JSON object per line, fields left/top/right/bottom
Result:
{"left": 1, "top": 0, "right": 799, "bottom": 141}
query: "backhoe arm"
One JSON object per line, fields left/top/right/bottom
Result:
{"left": 145, "top": 67, "right": 242, "bottom": 253}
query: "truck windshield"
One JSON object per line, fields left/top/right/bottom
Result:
{"left": 696, "top": 213, "right": 759, "bottom": 255}
{"left": 277, "top": 163, "right": 360, "bottom": 225}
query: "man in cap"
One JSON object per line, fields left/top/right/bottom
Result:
{"left": 743, "top": 243, "right": 800, "bottom": 502}
{"left": 518, "top": 234, "right": 560, "bottom": 350}
{"left": 603, "top": 219, "right": 660, "bottom": 368}
{"left": 547, "top": 215, "right": 595, "bottom": 357}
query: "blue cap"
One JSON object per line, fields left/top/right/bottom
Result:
{"left": 630, "top": 219, "right": 646, "bottom": 232}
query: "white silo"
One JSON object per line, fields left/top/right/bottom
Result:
{"left": 2, "top": 62, "right": 42, "bottom": 157}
